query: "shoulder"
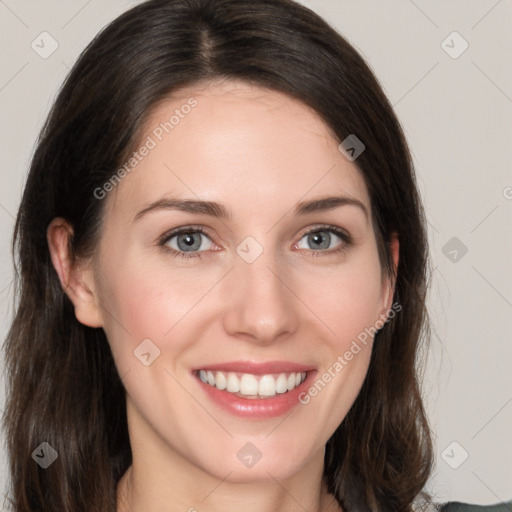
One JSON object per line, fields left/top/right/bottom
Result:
{"left": 437, "top": 501, "right": 512, "bottom": 512}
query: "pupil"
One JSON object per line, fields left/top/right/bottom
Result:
{"left": 178, "top": 233, "right": 200, "bottom": 251}
{"left": 310, "top": 231, "right": 329, "bottom": 249}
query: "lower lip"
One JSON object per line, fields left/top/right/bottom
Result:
{"left": 195, "top": 371, "right": 316, "bottom": 419}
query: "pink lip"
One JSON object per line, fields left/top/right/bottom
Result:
{"left": 192, "top": 361, "right": 317, "bottom": 419}
{"left": 193, "top": 360, "right": 316, "bottom": 375}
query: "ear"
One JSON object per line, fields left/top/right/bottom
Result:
{"left": 381, "top": 231, "right": 399, "bottom": 316}
{"left": 46, "top": 217, "right": 103, "bottom": 328}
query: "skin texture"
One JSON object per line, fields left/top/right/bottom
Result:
{"left": 47, "top": 79, "right": 399, "bottom": 512}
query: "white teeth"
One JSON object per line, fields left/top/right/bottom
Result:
{"left": 240, "top": 374, "right": 259, "bottom": 395}
{"left": 287, "top": 373, "right": 296, "bottom": 391}
{"left": 227, "top": 372, "right": 240, "bottom": 393}
{"left": 198, "top": 370, "right": 308, "bottom": 397}
{"left": 215, "top": 371, "right": 227, "bottom": 390}
{"left": 275, "top": 373, "right": 288, "bottom": 394}
{"left": 258, "top": 375, "right": 276, "bottom": 396}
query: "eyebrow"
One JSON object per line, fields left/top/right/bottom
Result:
{"left": 295, "top": 196, "right": 368, "bottom": 219}
{"left": 133, "top": 195, "right": 368, "bottom": 222}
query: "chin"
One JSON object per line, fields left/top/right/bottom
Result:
{"left": 196, "top": 442, "right": 315, "bottom": 484}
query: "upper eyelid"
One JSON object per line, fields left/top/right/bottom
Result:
{"left": 158, "top": 225, "right": 212, "bottom": 243}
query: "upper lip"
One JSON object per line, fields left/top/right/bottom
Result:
{"left": 193, "top": 360, "right": 316, "bottom": 375}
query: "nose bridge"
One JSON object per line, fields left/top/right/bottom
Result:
{"left": 222, "top": 238, "right": 298, "bottom": 343}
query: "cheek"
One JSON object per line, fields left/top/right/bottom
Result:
{"left": 95, "top": 251, "right": 221, "bottom": 362}
{"left": 296, "top": 258, "right": 383, "bottom": 432}
{"left": 301, "top": 253, "right": 385, "bottom": 345}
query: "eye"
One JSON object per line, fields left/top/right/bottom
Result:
{"left": 294, "top": 226, "right": 351, "bottom": 255}
{"left": 158, "top": 224, "right": 352, "bottom": 260}
{"left": 159, "top": 227, "right": 214, "bottom": 258}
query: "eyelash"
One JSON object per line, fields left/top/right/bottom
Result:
{"left": 157, "top": 224, "right": 352, "bottom": 260}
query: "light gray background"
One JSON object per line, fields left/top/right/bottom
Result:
{"left": 1, "top": 0, "right": 511, "bottom": 507}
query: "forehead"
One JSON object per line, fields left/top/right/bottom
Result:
{"left": 105, "top": 79, "right": 371, "bottom": 222}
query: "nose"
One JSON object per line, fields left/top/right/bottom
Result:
{"left": 221, "top": 248, "right": 299, "bottom": 346}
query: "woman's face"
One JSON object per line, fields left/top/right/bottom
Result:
{"left": 73, "top": 79, "right": 397, "bottom": 483}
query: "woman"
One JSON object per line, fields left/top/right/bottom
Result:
{"left": 3, "top": 0, "right": 504, "bottom": 511}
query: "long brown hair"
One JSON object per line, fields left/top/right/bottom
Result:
{"left": 2, "top": 0, "right": 433, "bottom": 510}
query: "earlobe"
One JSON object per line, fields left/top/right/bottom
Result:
{"left": 46, "top": 217, "right": 103, "bottom": 328}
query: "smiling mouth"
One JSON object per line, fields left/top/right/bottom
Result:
{"left": 196, "top": 370, "right": 308, "bottom": 399}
